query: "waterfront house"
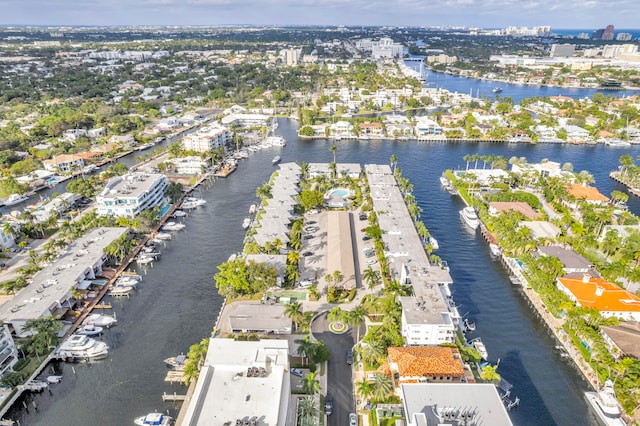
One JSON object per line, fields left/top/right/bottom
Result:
{"left": 221, "top": 113, "right": 269, "bottom": 128}
{"left": 557, "top": 274, "right": 640, "bottom": 321}
{"left": 358, "top": 122, "right": 384, "bottom": 137}
{"left": 109, "top": 134, "right": 135, "bottom": 148}
{"left": 511, "top": 161, "right": 567, "bottom": 179}
{"left": 0, "top": 222, "right": 16, "bottom": 249}
{"left": 168, "top": 156, "right": 209, "bottom": 175}
{"left": 599, "top": 225, "right": 640, "bottom": 243}
{"left": 400, "top": 383, "right": 513, "bottom": 426}
{"left": 96, "top": 172, "right": 168, "bottom": 217}
{"left": 600, "top": 322, "right": 640, "bottom": 360}
{"left": 329, "top": 120, "right": 355, "bottom": 138}
{"left": 384, "top": 346, "right": 465, "bottom": 384}
{"left": 228, "top": 304, "right": 292, "bottom": 334}
{"left": 489, "top": 202, "right": 541, "bottom": 220}
{"left": 560, "top": 124, "right": 591, "bottom": 144}
{"left": 414, "top": 117, "right": 443, "bottom": 138}
{"left": 398, "top": 296, "right": 457, "bottom": 346}
{"left": 181, "top": 124, "right": 231, "bottom": 152}
{"left": 43, "top": 154, "right": 85, "bottom": 174}
{"left": 566, "top": 183, "right": 609, "bottom": 205}
{"left": 244, "top": 254, "right": 287, "bottom": 287}
{"left": 0, "top": 227, "right": 129, "bottom": 336}
{"left": 181, "top": 339, "right": 291, "bottom": 425}
{"left": 538, "top": 246, "right": 595, "bottom": 275}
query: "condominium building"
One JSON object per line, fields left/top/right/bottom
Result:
{"left": 181, "top": 124, "right": 231, "bottom": 152}
{"left": 372, "top": 38, "right": 404, "bottom": 59}
{"left": 96, "top": 172, "right": 168, "bottom": 217}
{"left": 0, "top": 325, "right": 19, "bottom": 378}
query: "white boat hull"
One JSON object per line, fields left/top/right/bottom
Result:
{"left": 460, "top": 207, "right": 480, "bottom": 230}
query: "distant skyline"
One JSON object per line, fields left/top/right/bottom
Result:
{"left": 1, "top": 0, "right": 640, "bottom": 29}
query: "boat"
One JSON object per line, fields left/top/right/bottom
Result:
{"left": 76, "top": 324, "right": 103, "bottom": 336}
{"left": 83, "top": 313, "right": 117, "bottom": 328}
{"left": 585, "top": 380, "right": 626, "bottom": 426}
{"left": 136, "top": 255, "right": 155, "bottom": 265}
{"left": 181, "top": 197, "right": 207, "bottom": 210}
{"left": 57, "top": 334, "right": 109, "bottom": 360}
{"left": 509, "top": 275, "right": 522, "bottom": 286}
{"left": 134, "top": 412, "right": 174, "bottom": 426}
{"left": 3, "top": 193, "right": 29, "bottom": 206}
{"left": 155, "top": 232, "right": 172, "bottom": 240}
{"left": 228, "top": 253, "right": 237, "bottom": 262}
{"left": 164, "top": 354, "right": 187, "bottom": 370}
{"left": 428, "top": 236, "right": 439, "bottom": 250}
{"left": 464, "top": 318, "right": 476, "bottom": 332}
{"left": 249, "top": 204, "right": 257, "bottom": 214}
{"left": 173, "top": 210, "right": 187, "bottom": 217}
{"left": 493, "top": 87, "right": 503, "bottom": 93}
{"left": 265, "top": 135, "right": 286, "bottom": 147}
{"left": 110, "top": 286, "right": 135, "bottom": 297}
{"left": 161, "top": 221, "right": 186, "bottom": 232}
{"left": 447, "top": 185, "right": 458, "bottom": 195}
{"left": 272, "top": 155, "right": 281, "bottom": 165}
{"left": 604, "top": 139, "right": 631, "bottom": 147}
{"left": 242, "top": 217, "right": 251, "bottom": 229}
{"left": 82, "top": 164, "right": 98, "bottom": 174}
{"left": 459, "top": 207, "right": 480, "bottom": 230}
{"left": 440, "top": 260, "right": 450, "bottom": 272}
{"left": 471, "top": 339, "right": 489, "bottom": 361}
{"left": 136, "top": 142, "right": 154, "bottom": 151}
{"left": 46, "top": 375, "right": 63, "bottom": 384}
{"left": 489, "top": 243, "right": 501, "bottom": 257}
{"left": 439, "top": 176, "right": 450, "bottom": 188}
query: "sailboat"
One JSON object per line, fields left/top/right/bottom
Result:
{"left": 265, "top": 108, "right": 286, "bottom": 147}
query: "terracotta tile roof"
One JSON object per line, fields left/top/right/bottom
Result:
{"left": 387, "top": 347, "right": 465, "bottom": 378}
{"left": 43, "top": 154, "right": 84, "bottom": 165}
{"left": 566, "top": 183, "right": 609, "bottom": 201}
{"left": 558, "top": 276, "right": 640, "bottom": 313}
{"left": 489, "top": 202, "right": 541, "bottom": 219}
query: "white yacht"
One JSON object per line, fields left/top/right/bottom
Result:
{"left": 76, "top": 324, "right": 103, "bottom": 336}
{"left": 164, "top": 354, "right": 187, "bottom": 370}
{"left": 110, "top": 286, "right": 135, "bottom": 297}
{"left": 428, "top": 236, "right": 439, "bottom": 250}
{"left": 57, "top": 334, "right": 109, "bottom": 360}
{"left": 83, "top": 313, "right": 117, "bottom": 328}
{"left": 439, "top": 176, "right": 450, "bottom": 188}
{"left": 82, "top": 164, "right": 98, "bottom": 174}
{"left": 471, "top": 339, "right": 488, "bottom": 361}
{"left": 242, "top": 217, "right": 251, "bottom": 229}
{"left": 161, "top": 221, "right": 186, "bottom": 232}
{"left": 136, "top": 255, "right": 155, "bottom": 265}
{"left": 173, "top": 210, "right": 187, "bottom": 217}
{"left": 272, "top": 155, "right": 281, "bottom": 165}
{"left": 3, "top": 193, "right": 29, "bottom": 206}
{"left": 249, "top": 204, "right": 257, "bottom": 214}
{"left": 489, "top": 243, "right": 501, "bottom": 257}
{"left": 459, "top": 207, "right": 480, "bottom": 230}
{"left": 181, "top": 197, "right": 206, "bottom": 210}
{"left": 585, "top": 380, "right": 626, "bottom": 426}
{"left": 155, "top": 232, "right": 172, "bottom": 241}
{"left": 134, "top": 412, "right": 174, "bottom": 426}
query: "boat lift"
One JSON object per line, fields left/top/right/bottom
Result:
{"left": 499, "top": 378, "right": 520, "bottom": 410}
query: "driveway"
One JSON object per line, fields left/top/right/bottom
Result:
{"left": 312, "top": 312, "right": 363, "bottom": 426}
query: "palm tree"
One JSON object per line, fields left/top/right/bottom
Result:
{"left": 300, "top": 162, "right": 310, "bottom": 180}
{"left": 370, "top": 373, "right": 393, "bottom": 402}
{"left": 362, "top": 267, "right": 380, "bottom": 295}
{"left": 287, "top": 250, "right": 300, "bottom": 266}
{"left": 22, "top": 316, "right": 63, "bottom": 357}
{"left": 256, "top": 183, "right": 272, "bottom": 200}
{"left": 471, "top": 153, "right": 480, "bottom": 169}
{"left": 463, "top": 154, "right": 472, "bottom": 171}
{"left": 333, "top": 270, "right": 344, "bottom": 286}
{"left": 358, "top": 341, "right": 386, "bottom": 365}
{"left": 355, "top": 378, "right": 374, "bottom": 400}
{"left": 329, "top": 144, "right": 337, "bottom": 164}
{"left": 294, "top": 335, "right": 315, "bottom": 366}
{"left": 327, "top": 306, "right": 343, "bottom": 324}
{"left": 297, "top": 396, "right": 319, "bottom": 426}
{"left": 390, "top": 154, "right": 398, "bottom": 172}
{"left": 347, "top": 305, "right": 366, "bottom": 344}
{"left": 302, "top": 371, "right": 321, "bottom": 395}
{"left": 285, "top": 302, "right": 304, "bottom": 330}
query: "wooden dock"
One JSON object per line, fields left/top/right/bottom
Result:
{"left": 162, "top": 392, "right": 187, "bottom": 401}
{"left": 164, "top": 371, "right": 187, "bottom": 383}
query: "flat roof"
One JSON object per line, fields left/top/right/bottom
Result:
{"left": 228, "top": 304, "right": 292, "bottom": 334}
{"left": 401, "top": 383, "right": 513, "bottom": 426}
{"left": 521, "top": 221, "right": 561, "bottom": 239}
{"left": 98, "top": 172, "right": 166, "bottom": 200}
{"left": 182, "top": 339, "right": 290, "bottom": 426}
{"left": 0, "top": 227, "right": 128, "bottom": 335}
{"left": 326, "top": 211, "right": 356, "bottom": 289}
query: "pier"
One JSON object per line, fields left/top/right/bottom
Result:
{"left": 609, "top": 171, "right": 640, "bottom": 197}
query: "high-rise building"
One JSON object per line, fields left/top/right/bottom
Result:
{"left": 617, "top": 32, "right": 632, "bottom": 41}
{"left": 592, "top": 28, "right": 604, "bottom": 40}
{"left": 602, "top": 25, "right": 615, "bottom": 40}
{"left": 577, "top": 32, "right": 590, "bottom": 40}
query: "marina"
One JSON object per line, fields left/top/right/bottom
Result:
{"left": 7, "top": 119, "right": 640, "bottom": 425}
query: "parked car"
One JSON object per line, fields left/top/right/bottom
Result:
{"left": 346, "top": 349, "right": 354, "bottom": 365}
{"left": 305, "top": 226, "right": 319, "bottom": 233}
{"left": 349, "top": 413, "right": 358, "bottom": 426}
{"left": 290, "top": 368, "right": 304, "bottom": 377}
{"left": 362, "top": 235, "right": 371, "bottom": 241}
{"left": 299, "top": 279, "right": 314, "bottom": 288}
{"left": 302, "top": 251, "right": 313, "bottom": 257}
{"left": 366, "top": 259, "right": 377, "bottom": 265}
{"left": 324, "top": 395, "right": 333, "bottom": 415}
{"left": 359, "top": 213, "right": 367, "bottom": 220}
{"left": 303, "top": 234, "right": 314, "bottom": 240}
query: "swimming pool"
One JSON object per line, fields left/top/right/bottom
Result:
{"left": 329, "top": 188, "right": 349, "bottom": 197}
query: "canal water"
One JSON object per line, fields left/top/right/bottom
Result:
{"left": 10, "top": 117, "right": 640, "bottom": 425}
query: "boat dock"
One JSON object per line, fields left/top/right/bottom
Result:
{"left": 164, "top": 371, "right": 187, "bottom": 383}
{"left": 162, "top": 392, "right": 187, "bottom": 401}
{"left": 609, "top": 171, "right": 640, "bottom": 197}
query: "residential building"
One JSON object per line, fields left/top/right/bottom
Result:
{"left": 0, "top": 325, "right": 19, "bottom": 379}
{"left": 228, "top": 304, "right": 292, "bottom": 334}
{"left": 62, "top": 128, "right": 88, "bottom": 142}
{"left": 0, "top": 227, "right": 129, "bottom": 336}
{"left": 181, "top": 124, "right": 231, "bottom": 152}
{"left": 600, "top": 322, "right": 640, "bottom": 360}
{"left": 399, "top": 297, "right": 457, "bottom": 345}
{"left": 169, "top": 156, "right": 209, "bottom": 175}
{"left": 329, "top": 121, "right": 355, "bottom": 138}
{"left": 0, "top": 222, "right": 17, "bottom": 249}
{"left": 358, "top": 122, "right": 384, "bottom": 137}
{"left": 282, "top": 48, "right": 302, "bottom": 66}
{"left": 489, "top": 202, "right": 541, "bottom": 219}
{"left": 109, "top": 134, "right": 135, "bottom": 148}
{"left": 550, "top": 44, "right": 576, "bottom": 58}
{"left": 414, "top": 117, "right": 443, "bottom": 137}
{"left": 400, "top": 383, "right": 513, "bottom": 426}
{"left": 385, "top": 346, "right": 465, "bottom": 384}
{"left": 221, "top": 113, "right": 269, "bottom": 128}
{"left": 96, "top": 172, "right": 168, "bottom": 217}
{"left": 566, "top": 183, "right": 609, "bottom": 204}
{"left": 43, "top": 154, "right": 85, "bottom": 173}
{"left": 181, "top": 339, "right": 291, "bottom": 426}
{"left": 617, "top": 32, "right": 633, "bottom": 41}
{"left": 244, "top": 254, "right": 287, "bottom": 287}
{"left": 557, "top": 274, "right": 640, "bottom": 321}
{"left": 511, "top": 160, "right": 566, "bottom": 178}
{"left": 371, "top": 38, "right": 404, "bottom": 59}
{"left": 326, "top": 211, "right": 356, "bottom": 289}
{"left": 538, "top": 246, "right": 595, "bottom": 275}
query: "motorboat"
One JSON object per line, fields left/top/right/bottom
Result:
{"left": 471, "top": 338, "right": 488, "bottom": 361}
{"left": 110, "top": 286, "right": 135, "bottom": 297}
{"left": 228, "top": 253, "right": 237, "bottom": 261}
{"left": 439, "top": 176, "right": 450, "bottom": 188}
{"left": 83, "top": 313, "right": 117, "bottom": 328}
{"left": 136, "top": 255, "right": 155, "bottom": 265}
{"left": 585, "top": 380, "right": 625, "bottom": 426}
{"left": 46, "top": 375, "right": 63, "bottom": 384}
{"left": 489, "top": 243, "right": 501, "bottom": 257}
{"left": 116, "top": 276, "right": 141, "bottom": 288}
{"left": 249, "top": 204, "right": 257, "bottom": 214}
{"left": 136, "top": 142, "right": 154, "bottom": 151}
{"left": 493, "top": 87, "right": 503, "bottom": 93}
{"left": 155, "top": 232, "right": 172, "bottom": 241}
{"left": 464, "top": 318, "right": 476, "bottom": 332}
{"left": 440, "top": 260, "right": 450, "bottom": 272}
{"left": 459, "top": 207, "right": 480, "bottom": 230}
{"left": 3, "top": 193, "right": 29, "bottom": 206}
{"left": 509, "top": 276, "right": 522, "bottom": 286}
{"left": 162, "top": 221, "right": 185, "bottom": 232}
{"left": 134, "top": 412, "right": 174, "bottom": 426}
{"left": 82, "top": 164, "right": 98, "bottom": 174}
{"left": 242, "top": 217, "right": 251, "bottom": 229}
{"left": 76, "top": 324, "right": 103, "bottom": 336}
{"left": 164, "top": 354, "right": 188, "bottom": 370}
{"left": 57, "top": 334, "right": 109, "bottom": 360}
{"left": 266, "top": 135, "right": 286, "bottom": 147}
{"left": 428, "top": 236, "right": 439, "bottom": 250}
{"left": 184, "top": 197, "right": 206, "bottom": 206}
{"left": 173, "top": 210, "right": 187, "bottom": 217}
{"left": 272, "top": 155, "right": 281, "bottom": 165}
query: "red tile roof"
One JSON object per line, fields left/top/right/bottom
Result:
{"left": 387, "top": 347, "right": 465, "bottom": 378}
{"left": 558, "top": 276, "right": 640, "bottom": 313}
{"left": 566, "top": 184, "right": 609, "bottom": 202}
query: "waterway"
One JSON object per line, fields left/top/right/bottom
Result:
{"left": 8, "top": 118, "right": 640, "bottom": 424}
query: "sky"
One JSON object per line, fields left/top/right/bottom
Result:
{"left": 1, "top": 0, "right": 639, "bottom": 28}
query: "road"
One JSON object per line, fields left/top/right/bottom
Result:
{"left": 312, "top": 312, "right": 363, "bottom": 426}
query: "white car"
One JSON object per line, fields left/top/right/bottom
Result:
{"left": 366, "top": 259, "right": 377, "bottom": 265}
{"left": 349, "top": 413, "right": 358, "bottom": 426}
